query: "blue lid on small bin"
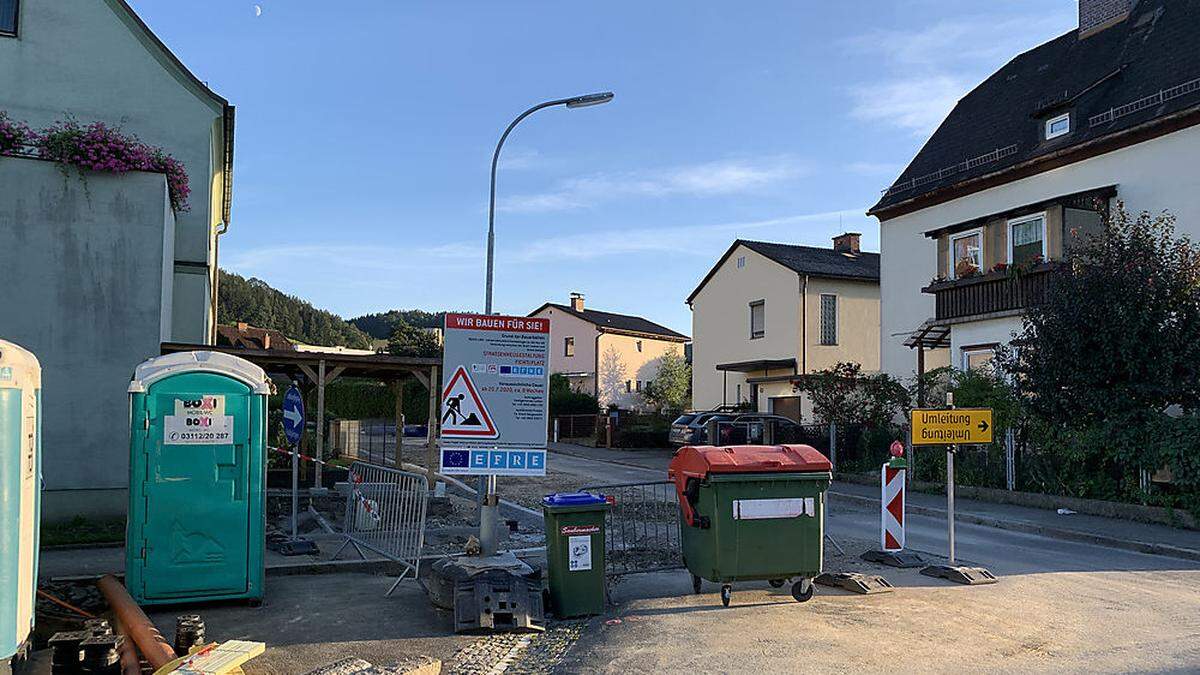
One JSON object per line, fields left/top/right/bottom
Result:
{"left": 542, "top": 492, "right": 607, "bottom": 507}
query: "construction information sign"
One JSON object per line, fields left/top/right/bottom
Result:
{"left": 910, "top": 408, "right": 994, "bottom": 445}
{"left": 439, "top": 312, "right": 550, "bottom": 477}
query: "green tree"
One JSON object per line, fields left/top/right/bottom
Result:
{"left": 549, "top": 373, "right": 600, "bottom": 416}
{"left": 643, "top": 348, "right": 692, "bottom": 412}
{"left": 1003, "top": 204, "right": 1200, "bottom": 502}
{"left": 217, "top": 270, "right": 373, "bottom": 348}
{"left": 385, "top": 319, "right": 443, "bottom": 358}
{"left": 801, "top": 362, "right": 908, "bottom": 427}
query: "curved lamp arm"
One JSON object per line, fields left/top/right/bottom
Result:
{"left": 485, "top": 92, "right": 614, "bottom": 314}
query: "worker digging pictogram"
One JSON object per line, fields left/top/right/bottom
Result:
{"left": 440, "top": 366, "right": 498, "bottom": 438}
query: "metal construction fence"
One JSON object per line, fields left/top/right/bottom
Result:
{"left": 580, "top": 480, "right": 683, "bottom": 576}
{"left": 552, "top": 414, "right": 599, "bottom": 441}
{"left": 334, "top": 461, "right": 429, "bottom": 595}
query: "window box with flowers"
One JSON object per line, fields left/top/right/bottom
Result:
{"left": 0, "top": 112, "right": 190, "bottom": 212}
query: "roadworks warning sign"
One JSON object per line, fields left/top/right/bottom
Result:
{"left": 440, "top": 366, "right": 498, "bottom": 439}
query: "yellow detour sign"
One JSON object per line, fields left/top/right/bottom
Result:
{"left": 910, "top": 408, "right": 994, "bottom": 445}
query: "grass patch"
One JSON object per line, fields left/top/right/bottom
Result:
{"left": 42, "top": 516, "right": 125, "bottom": 547}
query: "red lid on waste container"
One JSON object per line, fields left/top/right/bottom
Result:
{"left": 668, "top": 444, "right": 831, "bottom": 480}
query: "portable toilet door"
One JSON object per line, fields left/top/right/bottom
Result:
{"left": 126, "top": 351, "right": 270, "bottom": 605}
{"left": 0, "top": 340, "right": 41, "bottom": 667}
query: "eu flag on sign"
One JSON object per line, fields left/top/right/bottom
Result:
{"left": 443, "top": 450, "right": 469, "bottom": 468}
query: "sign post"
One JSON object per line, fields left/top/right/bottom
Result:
{"left": 910, "top": 399, "right": 999, "bottom": 585}
{"left": 283, "top": 386, "right": 304, "bottom": 539}
{"left": 439, "top": 313, "right": 550, "bottom": 557}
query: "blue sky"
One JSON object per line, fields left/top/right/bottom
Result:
{"left": 130, "top": 0, "right": 1079, "bottom": 334}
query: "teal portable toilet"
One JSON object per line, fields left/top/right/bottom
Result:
{"left": 0, "top": 340, "right": 41, "bottom": 669}
{"left": 126, "top": 351, "right": 271, "bottom": 605}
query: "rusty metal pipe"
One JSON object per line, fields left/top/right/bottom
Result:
{"left": 96, "top": 575, "right": 177, "bottom": 670}
{"left": 113, "top": 615, "right": 147, "bottom": 675}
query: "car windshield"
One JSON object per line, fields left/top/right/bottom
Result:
{"left": 672, "top": 414, "right": 698, "bottom": 425}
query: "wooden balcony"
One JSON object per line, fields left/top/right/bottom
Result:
{"left": 922, "top": 264, "right": 1056, "bottom": 322}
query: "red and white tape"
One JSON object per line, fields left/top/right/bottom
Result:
{"left": 272, "top": 447, "right": 380, "bottom": 524}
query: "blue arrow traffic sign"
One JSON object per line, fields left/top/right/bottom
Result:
{"left": 282, "top": 385, "right": 305, "bottom": 446}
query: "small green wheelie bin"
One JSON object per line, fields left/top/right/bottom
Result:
{"left": 669, "top": 444, "right": 832, "bottom": 607}
{"left": 542, "top": 492, "right": 609, "bottom": 617}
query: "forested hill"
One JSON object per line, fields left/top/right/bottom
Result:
{"left": 350, "top": 310, "right": 447, "bottom": 339}
{"left": 217, "top": 270, "right": 374, "bottom": 349}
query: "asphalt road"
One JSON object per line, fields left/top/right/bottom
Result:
{"left": 548, "top": 444, "right": 1200, "bottom": 673}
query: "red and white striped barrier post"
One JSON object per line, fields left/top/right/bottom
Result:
{"left": 881, "top": 440, "right": 906, "bottom": 551}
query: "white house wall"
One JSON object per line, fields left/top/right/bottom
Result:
{"left": 0, "top": 159, "right": 174, "bottom": 519}
{"left": 532, "top": 307, "right": 600, "bottom": 394}
{"left": 691, "top": 245, "right": 801, "bottom": 410}
{"left": 0, "top": 0, "right": 226, "bottom": 343}
{"left": 880, "top": 124, "right": 1200, "bottom": 379}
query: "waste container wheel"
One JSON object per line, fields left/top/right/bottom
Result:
{"left": 768, "top": 579, "right": 786, "bottom": 588}
{"left": 691, "top": 574, "right": 702, "bottom": 594}
{"left": 791, "top": 579, "right": 814, "bottom": 603}
{"left": 720, "top": 584, "right": 732, "bottom": 607}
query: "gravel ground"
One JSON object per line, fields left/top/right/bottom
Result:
{"left": 497, "top": 470, "right": 594, "bottom": 511}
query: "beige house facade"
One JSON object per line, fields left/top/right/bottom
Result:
{"left": 530, "top": 295, "right": 690, "bottom": 410}
{"left": 870, "top": 0, "right": 1200, "bottom": 382}
{"left": 688, "top": 235, "right": 881, "bottom": 422}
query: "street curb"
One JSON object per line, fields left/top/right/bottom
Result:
{"left": 829, "top": 490, "right": 1200, "bottom": 563}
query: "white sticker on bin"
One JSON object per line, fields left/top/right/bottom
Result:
{"left": 732, "top": 497, "right": 815, "bottom": 520}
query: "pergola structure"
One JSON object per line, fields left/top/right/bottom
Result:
{"left": 900, "top": 320, "right": 951, "bottom": 408}
{"left": 161, "top": 342, "right": 442, "bottom": 485}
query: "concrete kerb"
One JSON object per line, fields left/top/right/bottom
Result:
{"left": 829, "top": 489, "right": 1200, "bottom": 563}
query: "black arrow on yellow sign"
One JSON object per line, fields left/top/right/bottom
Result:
{"left": 978, "top": 420, "right": 989, "bottom": 432}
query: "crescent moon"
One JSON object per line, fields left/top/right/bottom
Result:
{"left": 254, "top": 4, "right": 262, "bottom": 16}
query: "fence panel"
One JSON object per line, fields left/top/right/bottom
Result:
{"left": 553, "top": 414, "right": 599, "bottom": 440}
{"left": 580, "top": 480, "right": 683, "bottom": 576}
{"left": 335, "top": 461, "right": 429, "bottom": 595}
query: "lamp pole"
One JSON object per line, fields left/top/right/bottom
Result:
{"left": 479, "top": 92, "right": 613, "bottom": 557}
{"left": 484, "top": 92, "right": 614, "bottom": 314}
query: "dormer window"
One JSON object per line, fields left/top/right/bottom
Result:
{"left": 1045, "top": 113, "right": 1071, "bottom": 139}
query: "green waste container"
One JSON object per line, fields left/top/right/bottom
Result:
{"left": 669, "top": 444, "right": 832, "bottom": 607}
{"left": 126, "top": 351, "right": 271, "bottom": 605}
{"left": 542, "top": 492, "right": 609, "bottom": 617}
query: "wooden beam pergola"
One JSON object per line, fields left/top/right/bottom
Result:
{"left": 161, "top": 342, "right": 442, "bottom": 484}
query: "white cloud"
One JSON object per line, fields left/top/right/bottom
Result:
{"left": 845, "top": 161, "right": 904, "bottom": 178}
{"left": 499, "top": 157, "right": 809, "bottom": 213}
{"left": 509, "top": 207, "right": 873, "bottom": 262}
{"left": 849, "top": 74, "right": 970, "bottom": 136}
{"left": 843, "top": 12, "right": 1075, "bottom": 136}
{"left": 498, "top": 147, "right": 542, "bottom": 170}
{"left": 223, "top": 241, "right": 481, "bottom": 279}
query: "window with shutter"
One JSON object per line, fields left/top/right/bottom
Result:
{"left": 749, "top": 300, "right": 765, "bottom": 339}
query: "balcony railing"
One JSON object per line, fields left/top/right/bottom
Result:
{"left": 922, "top": 264, "right": 1056, "bottom": 322}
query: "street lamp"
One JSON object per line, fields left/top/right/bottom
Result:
{"left": 484, "top": 92, "right": 614, "bottom": 314}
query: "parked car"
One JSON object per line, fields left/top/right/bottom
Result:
{"left": 670, "top": 409, "right": 739, "bottom": 447}
{"left": 729, "top": 413, "right": 803, "bottom": 445}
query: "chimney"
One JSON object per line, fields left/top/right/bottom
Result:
{"left": 262, "top": 333, "right": 271, "bottom": 350}
{"left": 1078, "top": 0, "right": 1131, "bottom": 38}
{"left": 237, "top": 322, "right": 248, "bottom": 332}
{"left": 832, "top": 232, "right": 861, "bottom": 254}
{"left": 569, "top": 292, "right": 585, "bottom": 312}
